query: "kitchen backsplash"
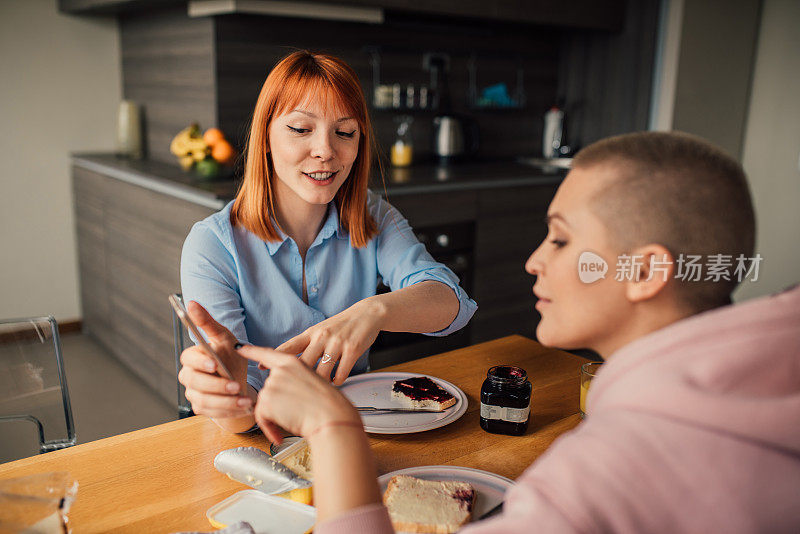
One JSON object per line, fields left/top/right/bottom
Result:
{"left": 120, "top": 2, "right": 658, "bottom": 166}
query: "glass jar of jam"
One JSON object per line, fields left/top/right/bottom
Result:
{"left": 480, "top": 365, "right": 532, "bottom": 436}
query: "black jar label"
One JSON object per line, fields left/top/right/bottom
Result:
{"left": 480, "top": 402, "right": 530, "bottom": 423}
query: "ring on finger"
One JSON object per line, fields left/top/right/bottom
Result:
{"left": 321, "top": 353, "right": 333, "bottom": 364}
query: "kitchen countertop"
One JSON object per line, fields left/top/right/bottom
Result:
{"left": 72, "top": 153, "right": 567, "bottom": 210}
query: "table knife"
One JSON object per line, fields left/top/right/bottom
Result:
{"left": 478, "top": 501, "right": 504, "bottom": 520}
{"left": 356, "top": 406, "right": 443, "bottom": 413}
{"left": 214, "top": 447, "right": 311, "bottom": 495}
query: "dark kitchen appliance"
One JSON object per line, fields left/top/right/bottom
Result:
{"left": 433, "top": 115, "right": 480, "bottom": 163}
{"left": 433, "top": 116, "right": 465, "bottom": 161}
{"left": 370, "top": 221, "right": 475, "bottom": 368}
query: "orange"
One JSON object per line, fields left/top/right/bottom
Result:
{"left": 203, "top": 127, "right": 225, "bottom": 146}
{"left": 211, "top": 140, "right": 236, "bottom": 165}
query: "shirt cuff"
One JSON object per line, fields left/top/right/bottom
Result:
{"left": 246, "top": 364, "right": 265, "bottom": 393}
{"left": 314, "top": 503, "right": 394, "bottom": 534}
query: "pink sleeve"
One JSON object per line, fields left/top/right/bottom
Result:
{"left": 314, "top": 503, "right": 394, "bottom": 534}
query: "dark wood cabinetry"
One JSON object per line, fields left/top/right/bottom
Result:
{"left": 472, "top": 184, "right": 555, "bottom": 342}
{"left": 60, "top": 0, "right": 625, "bottom": 31}
{"left": 388, "top": 183, "right": 556, "bottom": 345}
{"left": 58, "top": 0, "right": 181, "bottom": 14}
{"left": 73, "top": 166, "right": 215, "bottom": 404}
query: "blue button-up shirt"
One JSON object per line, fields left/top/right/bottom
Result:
{"left": 181, "top": 191, "right": 477, "bottom": 392}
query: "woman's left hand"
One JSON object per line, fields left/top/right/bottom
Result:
{"left": 276, "top": 298, "right": 385, "bottom": 385}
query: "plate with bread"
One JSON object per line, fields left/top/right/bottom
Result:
{"left": 339, "top": 372, "right": 467, "bottom": 434}
{"left": 379, "top": 465, "right": 514, "bottom": 533}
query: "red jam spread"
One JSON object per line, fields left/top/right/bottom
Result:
{"left": 452, "top": 488, "right": 475, "bottom": 511}
{"left": 392, "top": 377, "right": 454, "bottom": 402}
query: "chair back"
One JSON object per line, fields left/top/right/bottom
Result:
{"left": 0, "top": 316, "right": 76, "bottom": 462}
{"left": 170, "top": 294, "right": 194, "bottom": 419}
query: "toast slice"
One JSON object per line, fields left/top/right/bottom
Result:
{"left": 391, "top": 377, "right": 457, "bottom": 411}
{"left": 383, "top": 475, "right": 475, "bottom": 534}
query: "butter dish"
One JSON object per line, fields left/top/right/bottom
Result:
{"left": 206, "top": 489, "right": 315, "bottom": 533}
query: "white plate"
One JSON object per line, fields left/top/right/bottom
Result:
{"left": 339, "top": 372, "right": 468, "bottom": 434}
{"left": 378, "top": 465, "right": 514, "bottom": 530}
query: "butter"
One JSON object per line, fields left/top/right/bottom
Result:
{"left": 281, "top": 445, "right": 313, "bottom": 481}
{"left": 275, "top": 441, "right": 314, "bottom": 505}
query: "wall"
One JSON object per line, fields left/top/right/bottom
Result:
{"left": 0, "top": 0, "right": 121, "bottom": 321}
{"left": 735, "top": 0, "right": 800, "bottom": 299}
{"left": 119, "top": 7, "right": 215, "bottom": 163}
{"left": 670, "top": 0, "right": 761, "bottom": 159}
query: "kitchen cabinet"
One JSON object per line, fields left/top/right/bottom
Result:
{"left": 58, "top": 0, "right": 181, "bottom": 14}
{"left": 73, "top": 165, "right": 215, "bottom": 404}
{"left": 388, "top": 183, "right": 556, "bottom": 345}
{"left": 60, "top": 0, "right": 625, "bottom": 31}
{"left": 346, "top": 0, "right": 625, "bottom": 31}
{"left": 472, "top": 184, "right": 555, "bottom": 342}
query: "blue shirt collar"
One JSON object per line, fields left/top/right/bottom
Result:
{"left": 264, "top": 203, "right": 347, "bottom": 256}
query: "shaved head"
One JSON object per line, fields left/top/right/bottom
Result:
{"left": 574, "top": 131, "right": 755, "bottom": 312}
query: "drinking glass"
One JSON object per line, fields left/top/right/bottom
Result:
{"left": 580, "top": 362, "right": 602, "bottom": 418}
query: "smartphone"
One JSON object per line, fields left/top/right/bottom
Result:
{"left": 169, "top": 294, "right": 234, "bottom": 380}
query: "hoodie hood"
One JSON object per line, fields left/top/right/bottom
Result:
{"left": 590, "top": 284, "right": 800, "bottom": 455}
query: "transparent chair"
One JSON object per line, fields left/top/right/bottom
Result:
{"left": 0, "top": 317, "right": 76, "bottom": 463}
{"left": 171, "top": 294, "right": 195, "bottom": 419}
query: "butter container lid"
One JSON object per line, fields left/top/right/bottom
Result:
{"left": 207, "top": 489, "right": 315, "bottom": 533}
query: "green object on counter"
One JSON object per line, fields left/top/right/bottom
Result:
{"left": 196, "top": 158, "right": 221, "bottom": 180}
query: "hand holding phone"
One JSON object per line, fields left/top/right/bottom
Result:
{"left": 169, "top": 293, "right": 234, "bottom": 380}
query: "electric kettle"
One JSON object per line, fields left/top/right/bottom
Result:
{"left": 433, "top": 116, "right": 465, "bottom": 162}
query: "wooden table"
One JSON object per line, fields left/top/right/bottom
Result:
{"left": 0, "top": 335, "right": 588, "bottom": 533}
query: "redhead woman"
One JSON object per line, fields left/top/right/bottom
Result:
{"left": 178, "top": 51, "right": 477, "bottom": 433}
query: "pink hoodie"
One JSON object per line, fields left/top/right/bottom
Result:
{"left": 317, "top": 285, "right": 800, "bottom": 533}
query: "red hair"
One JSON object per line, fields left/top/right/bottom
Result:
{"left": 231, "top": 51, "right": 378, "bottom": 247}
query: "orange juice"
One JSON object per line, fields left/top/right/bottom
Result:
{"left": 580, "top": 362, "right": 602, "bottom": 417}
{"left": 580, "top": 379, "right": 591, "bottom": 416}
{"left": 391, "top": 141, "right": 413, "bottom": 167}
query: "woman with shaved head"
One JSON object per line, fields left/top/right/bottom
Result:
{"left": 188, "top": 131, "right": 800, "bottom": 532}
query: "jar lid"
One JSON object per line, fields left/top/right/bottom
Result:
{"left": 486, "top": 365, "right": 528, "bottom": 384}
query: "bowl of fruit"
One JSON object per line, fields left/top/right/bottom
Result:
{"left": 169, "top": 124, "right": 237, "bottom": 180}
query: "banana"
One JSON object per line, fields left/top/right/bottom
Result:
{"left": 178, "top": 155, "right": 194, "bottom": 170}
{"left": 170, "top": 123, "right": 208, "bottom": 160}
{"left": 169, "top": 126, "right": 194, "bottom": 156}
{"left": 190, "top": 149, "right": 208, "bottom": 162}
{"left": 185, "top": 137, "right": 208, "bottom": 152}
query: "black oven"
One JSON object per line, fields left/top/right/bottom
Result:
{"left": 369, "top": 221, "right": 475, "bottom": 369}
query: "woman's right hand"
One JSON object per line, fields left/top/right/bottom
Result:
{"left": 177, "top": 301, "right": 254, "bottom": 419}
{"left": 236, "top": 345, "right": 360, "bottom": 443}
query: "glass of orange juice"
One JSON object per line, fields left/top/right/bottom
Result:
{"left": 580, "top": 362, "right": 602, "bottom": 418}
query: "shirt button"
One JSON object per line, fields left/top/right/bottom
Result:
{"left": 310, "top": 286, "right": 318, "bottom": 293}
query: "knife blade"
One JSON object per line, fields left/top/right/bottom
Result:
{"left": 213, "top": 446, "right": 311, "bottom": 495}
{"left": 478, "top": 501, "right": 504, "bottom": 520}
{"left": 356, "top": 406, "right": 444, "bottom": 413}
